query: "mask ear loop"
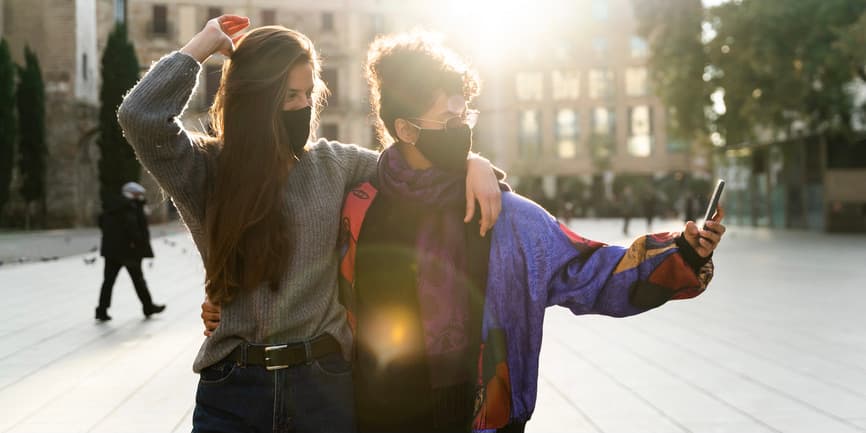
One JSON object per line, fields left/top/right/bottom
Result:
{"left": 403, "top": 120, "right": 423, "bottom": 145}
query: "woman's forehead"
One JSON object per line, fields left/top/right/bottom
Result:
{"left": 287, "top": 62, "right": 315, "bottom": 91}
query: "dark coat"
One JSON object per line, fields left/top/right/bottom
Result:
{"left": 99, "top": 197, "right": 154, "bottom": 260}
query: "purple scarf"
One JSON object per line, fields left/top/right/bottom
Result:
{"left": 376, "top": 145, "right": 471, "bottom": 388}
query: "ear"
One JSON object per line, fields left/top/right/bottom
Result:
{"left": 394, "top": 118, "right": 419, "bottom": 144}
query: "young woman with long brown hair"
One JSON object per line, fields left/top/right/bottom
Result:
{"left": 117, "top": 15, "right": 503, "bottom": 433}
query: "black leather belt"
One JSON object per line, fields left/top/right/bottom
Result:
{"left": 227, "top": 334, "right": 341, "bottom": 371}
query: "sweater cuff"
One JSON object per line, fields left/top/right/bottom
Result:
{"left": 675, "top": 234, "right": 711, "bottom": 273}
{"left": 174, "top": 50, "right": 201, "bottom": 66}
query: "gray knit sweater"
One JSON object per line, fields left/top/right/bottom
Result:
{"left": 117, "top": 51, "right": 378, "bottom": 372}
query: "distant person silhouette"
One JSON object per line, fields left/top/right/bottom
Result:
{"left": 621, "top": 186, "right": 636, "bottom": 235}
{"left": 95, "top": 182, "right": 165, "bottom": 321}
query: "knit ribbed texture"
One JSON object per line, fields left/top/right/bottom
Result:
{"left": 117, "top": 51, "right": 378, "bottom": 372}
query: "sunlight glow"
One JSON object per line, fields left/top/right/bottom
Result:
{"left": 441, "top": 0, "right": 548, "bottom": 60}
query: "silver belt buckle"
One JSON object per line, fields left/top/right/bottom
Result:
{"left": 264, "top": 344, "right": 289, "bottom": 371}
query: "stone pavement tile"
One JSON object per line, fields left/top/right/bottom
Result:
{"left": 543, "top": 315, "right": 778, "bottom": 429}
{"left": 526, "top": 376, "right": 601, "bottom": 433}
{"left": 578, "top": 317, "right": 851, "bottom": 422}
{"left": 538, "top": 341, "right": 665, "bottom": 419}
{"left": 850, "top": 419, "right": 866, "bottom": 430}
{"left": 542, "top": 311, "right": 864, "bottom": 432}
{"left": 589, "top": 412, "right": 687, "bottom": 433}
{"left": 170, "top": 407, "right": 195, "bottom": 433}
{"left": 88, "top": 333, "right": 200, "bottom": 433}
{"left": 0, "top": 233, "right": 204, "bottom": 433}
{"left": 681, "top": 420, "right": 778, "bottom": 433}
{"left": 631, "top": 313, "right": 866, "bottom": 420}
{"left": 8, "top": 421, "right": 94, "bottom": 433}
{"left": 629, "top": 384, "right": 754, "bottom": 424}
{"left": 660, "top": 311, "right": 866, "bottom": 399}
{"left": 759, "top": 413, "right": 866, "bottom": 433}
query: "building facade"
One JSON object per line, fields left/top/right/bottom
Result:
{"left": 2, "top": 0, "right": 118, "bottom": 227}
{"left": 2, "top": 0, "right": 710, "bottom": 226}
{"left": 123, "top": 0, "right": 395, "bottom": 149}
{"left": 468, "top": 0, "right": 710, "bottom": 217}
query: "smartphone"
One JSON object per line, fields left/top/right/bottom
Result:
{"left": 702, "top": 179, "right": 725, "bottom": 229}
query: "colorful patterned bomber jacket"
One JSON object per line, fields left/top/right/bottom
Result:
{"left": 471, "top": 192, "right": 713, "bottom": 431}
{"left": 340, "top": 187, "right": 714, "bottom": 432}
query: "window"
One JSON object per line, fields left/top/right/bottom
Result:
{"left": 205, "top": 65, "right": 222, "bottom": 106}
{"left": 625, "top": 67, "right": 648, "bottom": 97}
{"left": 322, "top": 12, "right": 334, "bottom": 32}
{"left": 631, "top": 36, "right": 648, "bottom": 58}
{"left": 589, "top": 69, "right": 614, "bottom": 99}
{"left": 115, "top": 0, "right": 126, "bottom": 23}
{"left": 627, "top": 106, "right": 653, "bottom": 157}
{"left": 552, "top": 70, "right": 580, "bottom": 100}
{"left": 518, "top": 110, "right": 542, "bottom": 158}
{"left": 515, "top": 72, "right": 544, "bottom": 101}
{"left": 82, "top": 53, "right": 88, "bottom": 81}
{"left": 592, "top": 0, "right": 608, "bottom": 21}
{"left": 592, "top": 107, "right": 615, "bottom": 136}
{"left": 322, "top": 68, "right": 338, "bottom": 106}
{"left": 152, "top": 4, "right": 168, "bottom": 35}
{"left": 261, "top": 9, "right": 277, "bottom": 26}
{"left": 321, "top": 123, "right": 339, "bottom": 140}
{"left": 556, "top": 109, "right": 579, "bottom": 159}
{"left": 591, "top": 107, "right": 616, "bottom": 157}
{"left": 592, "top": 36, "right": 607, "bottom": 57}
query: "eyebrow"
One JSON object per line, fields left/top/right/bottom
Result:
{"left": 288, "top": 86, "right": 314, "bottom": 93}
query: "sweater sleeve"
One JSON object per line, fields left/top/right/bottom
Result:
{"left": 318, "top": 139, "right": 379, "bottom": 189}
{"left": 117, "top": 51, "right": 211, "bottom": 226}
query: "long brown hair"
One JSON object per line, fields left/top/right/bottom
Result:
{"left": 204, "top": 26, "right": 327, "bottom": 304}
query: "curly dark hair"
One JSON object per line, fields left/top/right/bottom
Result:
{"left": 365, "top": 32, "right": 481, "bottom": 148}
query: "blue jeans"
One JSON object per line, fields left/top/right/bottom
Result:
{"left": 192, "top": 351, "right": 356, "bottom": 433}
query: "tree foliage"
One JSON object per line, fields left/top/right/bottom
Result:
{"left": 17, "top": 46, "right": 46, "bottom": 207}
{"left": 633, "top": 0, "right": 866, "bottom": 146}
{"left": 0, "top": 39, "right": 16, "bottom": 216}
{"left": 98, "top": 23, "right": 141, "bottom": 208}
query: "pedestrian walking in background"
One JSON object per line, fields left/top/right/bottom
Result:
{"left": 644, "top": 188, "right": 657, "bottom": 231}
{"left": 95, "top": 182, "right": 165, "bottom": 321}
{"left": 621, "top": 186, "right": 636, "bottom": 235}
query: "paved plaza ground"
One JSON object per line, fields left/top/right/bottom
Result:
{"left": 1, "top": 218, "right": 864, "bottom": 432}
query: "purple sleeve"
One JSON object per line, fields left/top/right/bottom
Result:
{"left": 483, "top": 192, "right": 709, "bottom": 422}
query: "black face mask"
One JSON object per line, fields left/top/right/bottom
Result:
{"left": 281, "top": 106, "right": 312, "bottom": 157}
{"left": 413, "top": 124, "right": 473, "bottom": 173}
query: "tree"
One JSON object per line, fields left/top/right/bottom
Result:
{"left": 632, "top": 0, "right": 708, "bottom": 143}
{"left": 833, "top": 9, "right": 866, "bottom": 128}
{"left": 17, "top": 46, "right": 46, "bottom": 229}
{"left": 635, "top": 0, "right": 866, "bottom": 147}
{"left": 98, "top": 23, "right": 141, "bottom": 208}
{"left": 0, "top": 39, "right": 16, "bottom": 221}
